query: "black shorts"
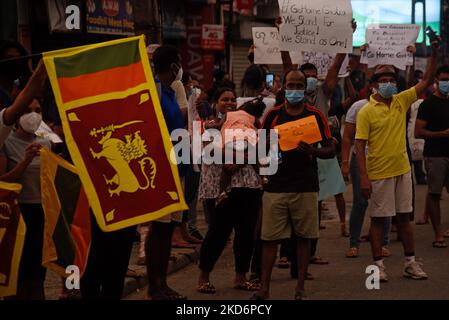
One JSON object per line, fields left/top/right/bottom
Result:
{"left": 18, "top": 203, "right": 46, "bottom": 283}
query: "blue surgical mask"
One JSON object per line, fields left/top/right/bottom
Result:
{"left": 378, "top": 82, "right": 397, "bottom": 99}
{"left": 285, "top": 90, "right": 305, "bottom": 105}
{"left": 306, "top": 77, "right": 318, "bottom": 92}
{"left": 438, "top": 81, "right": 449, "bottom": 95}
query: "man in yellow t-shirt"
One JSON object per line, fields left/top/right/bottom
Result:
{"left": 355, "top": 41, "right": 439, "bottom": 283}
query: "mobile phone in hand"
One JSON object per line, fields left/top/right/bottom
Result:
{"left": 266, "top": 73, "right": 274, "bottom": 90}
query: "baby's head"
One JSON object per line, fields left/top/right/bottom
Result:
{"left": 240, "top": 96, "right": 266, "bottom": 119}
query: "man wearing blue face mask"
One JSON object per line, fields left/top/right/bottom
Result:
{"left": 415, "top": 65, "right": 449, "bottom": 248}
{"left": 251, "top": 69, "right": 335, "bottom": 300}
{"left": 355, "top": 39, "right": 439, "bottom": 283}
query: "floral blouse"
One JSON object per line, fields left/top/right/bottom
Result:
{"left": 198, "top": 163, "right": 262, "bottom": 200}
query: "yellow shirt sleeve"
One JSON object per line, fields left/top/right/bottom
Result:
{"left": 355, "top": 107, "right": 370, "bottom": 140}
{"left": 396, "top": 87, "right": 418, "bottom": 112}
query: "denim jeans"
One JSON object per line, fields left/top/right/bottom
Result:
{"left": 349, "top": 152, "right": 391, "bottom": 248}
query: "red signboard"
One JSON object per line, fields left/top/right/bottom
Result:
{"left": 181, "top": 4, "right": 215, "bottom": 90}
{"left": 201, "top": 24, "right": 225, "bottom": 51}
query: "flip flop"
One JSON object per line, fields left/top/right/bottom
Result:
{"left": 233, "top": 281, "right": 260, "bottom": 291}
{"left": 197, "top": 282, "right": 216, "bottom": 294}
{"left": 432, "top": 240, "right": 448, "bottom": 248}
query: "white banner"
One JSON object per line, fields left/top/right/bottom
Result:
{"left": 278, "top": 0, "right": 353, "bottom": 54}
{"left": 360, "top": 24, "right": 421, "bottom": 70}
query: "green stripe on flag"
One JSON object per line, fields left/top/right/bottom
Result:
{"left": 54, "top": 39, "right": 140, "bottom": 78}
{"left": 52, "top": 166, "right": 83, "bottom": 267}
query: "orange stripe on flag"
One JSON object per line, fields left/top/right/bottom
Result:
{"left": 57, "top": 62, "right": 146, "bottom": 103}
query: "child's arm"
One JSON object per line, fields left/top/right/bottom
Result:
{"left": 205, "top": 113, "right": 227, "bottom": 130}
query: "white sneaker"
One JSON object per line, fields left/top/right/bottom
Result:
{"left": 403, "top": 261, "right": 428, "bottom": 280}
{"left": 378, "top": 264, "right": 388, "bottom": 282}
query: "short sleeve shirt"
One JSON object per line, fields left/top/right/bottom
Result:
{"left": 356, "top": 88, "right": 418, "bottom": 180}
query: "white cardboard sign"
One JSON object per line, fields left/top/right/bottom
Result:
{"left": 360, "top": 24, "right": 421, "bottom": 70}
{"left": 278, "top": 0, "right": 353, "bottom": 54}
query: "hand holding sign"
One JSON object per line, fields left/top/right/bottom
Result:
{"left": 275, "top": 116, "right": 322, "bottom": 151}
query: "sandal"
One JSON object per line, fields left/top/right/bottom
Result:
{"left": 443, "top": 230, "right": 449, "bottom": 238}
{"left": 197, "top": 282, "right": 216, "bottom": 294}
{"left": 234, "top": 281, "right": 260, "bottom": 291}
{"left": 248, "top": 274, "right": 260, "bottom": 285}
{"left": 277, "top": 257, "right": 290, "bottom": 269}
{"left": 345, "top": 247, "right": 359, "bottom": 258}
{"left": 294, "top": 290, "right": 309, "bottom": 300}
{"left": 432, "top": 240, "right": 448, "bottom": 248}
{"left": 310, "top": 256, "right": 329, "bottom": 265}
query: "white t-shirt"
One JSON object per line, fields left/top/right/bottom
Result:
{"left": 345, "top": 99, "right": 368, "bottom": 124}
{"left": 408, "top": 99, "right": 425, "bottom": 161}
{"left": 345, "top": 99, "right": 369, "bottom": 155}
{"left": 0, "top": 109, "right": 13, "bottom": 149}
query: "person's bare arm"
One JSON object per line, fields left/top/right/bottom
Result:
{"left": 355, "top": 139, "right": 371, "bottom": 199}
{"left": 297, "top": 139, "right": 335, "bottom": 159}
{"left": 275, "top": 16, "right": 298, "bottom": 74}
{"left": 341, "top": 77, "right": 358, "bottom": 112}
{"left": 415, "top": 40, "right": 439, "bottom": 97}
{"left": 415, "top": 119, "right": 449, "bottom": 139}
{"left": 406, "top": 45, "right": 417, "bottom": 89}
{"left": 3, "top": 60, "right": 47, "bottom": 126}
{"left": 341, "top": 123, "right": 356, "bottom": 180}
{"left": 0, "top": 143, "right": 41, "bottom": 182}
{"left": 324, "top": 19, "right": 357, "bottom": 94}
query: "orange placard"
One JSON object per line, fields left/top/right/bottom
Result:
{"left": 275, "top": 116, "right": 322, "bottom": 151}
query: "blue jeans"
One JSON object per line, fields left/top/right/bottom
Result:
{"left": 349, "top": 153, "right": 391, "bottom": 248}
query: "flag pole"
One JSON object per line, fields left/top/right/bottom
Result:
{"left": 0, "top": 53, "right": 42, "bottom": 63}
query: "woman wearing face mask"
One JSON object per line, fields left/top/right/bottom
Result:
{"left": 0, "top": 99, "right": 51, "bottom": 299}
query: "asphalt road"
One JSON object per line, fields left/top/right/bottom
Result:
{"left": 126, "top": 185, "right": 449, "bottom": 300}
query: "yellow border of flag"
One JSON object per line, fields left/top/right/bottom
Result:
{"left": 42, "top": 36, "right": 187, "bottom": 232}
{"left": 0, "top": 182, "right": 25, "bottom": 298}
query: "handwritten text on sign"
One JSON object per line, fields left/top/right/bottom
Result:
{"left": 252, "top": 27, "right": 303, "bottom": 65}
{"left": 360, "top": 24, "right": 421, "bottom": 70}
{"left": 275, "top": 115, "right": 322, "bottom": 151}
{"left": 278, "top": 0, "right": 353, "bottom": 54}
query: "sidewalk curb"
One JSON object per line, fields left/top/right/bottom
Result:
{"left": 122, "top": 247, "right": 200, "bottom": 298}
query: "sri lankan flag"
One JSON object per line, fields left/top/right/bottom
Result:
{"left": 43, "top": 36, "right": 187, "bottom": 232}
{"left": 40, "top": 148, "right": 90, "bottom": 277}
{"left": 0, "top": 182, "right": 25, "bottom": 298}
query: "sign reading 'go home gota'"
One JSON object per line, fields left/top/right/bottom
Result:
{"left": 43, "top": 36, "right": 187, "bottom": 232}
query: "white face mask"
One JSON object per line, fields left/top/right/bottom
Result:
{"left": 19, "top": 112, "right": 42, "bottom": 134}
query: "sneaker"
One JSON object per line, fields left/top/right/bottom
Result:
{"left": 403, "top": 261, "right": 428, "bottom": 280}
{"left": 378, "top": 265, "right": 388, "bottom": 282}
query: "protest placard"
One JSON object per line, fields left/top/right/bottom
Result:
{"left": 360, "top": 24, "right": 421, "bottom": 70}
{"left": 278, "top": 0, "right": 353, "bottom": 54}
{"left": 252, "top": 27, "right": 302, "bottom": 65}
{"left": 253, "top": 27, "right": 283, "bottom": 64}
{"left": 275, "top": 116, "right": 322, "bottom": 151}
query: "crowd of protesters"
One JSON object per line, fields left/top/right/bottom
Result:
{"left": 1, "top": 11, "right": 449, "bottom": 301}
